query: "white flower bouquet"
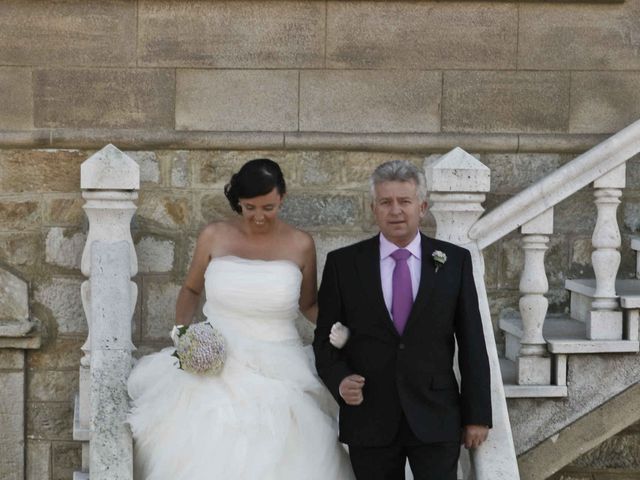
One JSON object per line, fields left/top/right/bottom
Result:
{"left": 170, "top": 322, "right": 226, "bottom": 376}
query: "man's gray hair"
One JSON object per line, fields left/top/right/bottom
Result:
{"left": 370, "top": 160, "right": 428, "bottom": 201}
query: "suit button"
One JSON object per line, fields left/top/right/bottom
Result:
{"left": 398, "top": 343, "right": 405, "bottom": 350}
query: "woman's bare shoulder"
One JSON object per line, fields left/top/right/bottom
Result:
{"left": 197, "top": 221, "right": 241, "bottom": 245}
{"left": 280, "top": 224, "right": 315, "bottom": 252}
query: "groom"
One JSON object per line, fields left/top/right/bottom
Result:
{"left": 313, "top": 160, "right": 491, "bottom": 480}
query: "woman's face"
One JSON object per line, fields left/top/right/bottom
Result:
{"left": 238, "top": 188, "right": 284, "bottom": 231}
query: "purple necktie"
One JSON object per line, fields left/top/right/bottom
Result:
{"left": 391, "top": 249, "right": 413, "bottom": 335}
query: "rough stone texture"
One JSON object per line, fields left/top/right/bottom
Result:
{"left": 136, "top": 236, "right": 175, "bottom": 273}
{"left": 624, "top": 201, "right": 640, "bottom": 233}
{"left": 326, "top": 2, "right": 517, "bottom": 69}
{"left": 34, "top": 69, "right": 175, "bottom": 129}
{"left": 137, "top": 192, "right": 191, "bottom": 229}
{"left": 0, "top": 350, "right": 24, "bottom": 370}
{"left": 26, "top": 402, "right": 73, "bottom": 440}
{"left": 0, "top": 150, "right": 86, "bottom": 193}
{"left": 199, "top": 193, "right": 230, "bottom": 226}
{"left": 194, "top": 151, "right": 297, "bottom": 187}
{"left": 176, "top": 70, "right": 298, "bottom": 132}
{"left": 508, "top": 353, "right": 640, "bottom": 454}
{"left": 341, "top": 153, "right": 423, "bottom": 185}
{"left": 90, "top": 348, "right": 132, "bottom": 478}
{"left": 0, "top": 234, "right": 41, "bottom": 267}
{"left": 28, "top": 370, "right": 78, "bottom": 403}
{"left": 0, "top": 200, "right": 40, "bottom": 230}
{"left": 479, "top": 154, "right": 566, "bottom": 194}
{"left": 35, "top": 277, "right": 85, "bottom": 334}
{"left": 279, "top": 193, "right": 363, "bottom": 229}
{"left": 26, "top": 441, "right": 51, "bottom": 480}
{"left": 0, "top": 67, "right": 32, "bottom": 129}
{"left": 45, "top": 228, "right": 86, "bottom": 269}
{"left": 0, "top": 268, "right": 29, "bottom": 321}
{"left": 27, "top": 338, "right": 83, "bottom": 370}
{"left": 500, "top": 236, "right": 568, "bottom": 289}
{"left": 0, "top": 0, "right": 136, "bottom": 67}
{"left": 570, "top": 73, "right": 640, "bottom": 134}
{"left": 0, "top": 372, "right": 24, "bottom": 480}
{"left": 571, "top": 426, "right": 640, "bottom": 469}
{"left": 298, "top": 152, "right": 343, "bottom": 186}
{"left": 52, "top": 442, "right": 81, "bottom": 480}
{"left": 46, "top": 197, "right": 85, "bottom": 226}
{"left": 443, "top": 71, "right": 571, "bottom": 133}
{"left": 554, "top": 190, "right": 598, "bottom": 235}
{"left": 138, "top": 1, "right": 325, "bottom": 68}
{"left": 519, "top": 0, "right": 640, "bottom": 70}
{"left": 300, "top": 70, "right": 441, "bottom": 133}
{"left": 142, "top": 278, "right": 181, "bottom": 341}
{"left": 168, "top": 151, "right": 190, "bottom": 188}
{"left": 126, "top": 151, "right": 160, "bottom": 185}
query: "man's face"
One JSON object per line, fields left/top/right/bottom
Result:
{"left": 372, "top": 180, "right": 427, "bottom": 247}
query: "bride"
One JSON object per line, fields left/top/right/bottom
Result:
{"left": 127, "top": 158, "right": 355, "bottom": 479}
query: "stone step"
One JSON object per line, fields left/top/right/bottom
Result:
{"left": 566, "top": 278, "right": 640, "bottom": 319}
{"left": 73, "top": 472, "right": 89, "bottom": 480}
{"left": 498, "top": 357, "right": 567, "bottom": 398}
{"left": 499, "top": 313, "right": 639, "bottom": 356}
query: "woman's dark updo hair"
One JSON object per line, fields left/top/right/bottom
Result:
{"left": 224, "top": 158, "right": 286, "bottom": 214}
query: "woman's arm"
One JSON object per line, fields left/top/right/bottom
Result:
{"left": 298, "top": 232, "right": 318, "bottom": 323}
{"left": 175, "top": 225, "right": 216, "bottom": 326}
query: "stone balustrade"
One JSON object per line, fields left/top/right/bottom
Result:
{"left": 589, "top": 164, "right": 625, "bottom": 340}
{"left": 75, "top": 145, "right": 139, "bottom": 479}
{"left": 425, "top": 149, "right": 520, "bottom": 480}
{"left": 517, "top": 208, "right": 553, "bottom": 385}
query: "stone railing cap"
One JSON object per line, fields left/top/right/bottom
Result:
{"left": 81, "top": 144, "right": 140, "bottom": 190}
{"left": 424, "top": 147, "right": 490, "bottom": 193}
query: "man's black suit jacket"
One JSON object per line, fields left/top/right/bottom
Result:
{"left": 313, "top": 233, "right": 492, "bottom": 447}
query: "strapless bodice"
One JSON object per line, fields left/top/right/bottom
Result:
{"left": 202, "top": 256, "right": 303, "bottom": 342}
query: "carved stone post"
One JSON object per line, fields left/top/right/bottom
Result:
{"left": 590, "top": 164, "right": 625, "bottom": 340}
{"left": 517, "top": 208, "right": 553, "bottom": 384}
{"left": 90, "top": 241, "right": 135, "bottom": 479}
{"left": 426, "top": 149, "right": 520, "bottom": 480}
{"left": 425, "top": 147, "right": 490, "bottom": 245}
{"left": 0, "top": 268, "right": 40, "bottom": 480}
{"left": 76, "top": 144, "right": 139, "bottom": 479}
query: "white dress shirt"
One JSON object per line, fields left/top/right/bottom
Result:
{"left": 379, "top": 232, "right": 422, "bottom": 316}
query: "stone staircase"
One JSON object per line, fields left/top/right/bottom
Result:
{"left": 71, "top": 117, "right": 640, "bottom": 479}
{"left": 499, "top": 264, "right": 640, "bottom": 399}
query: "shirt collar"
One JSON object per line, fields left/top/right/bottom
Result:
{"left": 379, "top": 231, "right": 422, "bottom": 260}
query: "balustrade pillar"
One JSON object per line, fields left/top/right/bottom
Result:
{"left": 424, "top": 148, "right": 490, "bottom": 245}
{"left": 590, "top": 164, "right": 625, "bottom": 340}
{"left": 517, "top": 208, "right": 553, "bottom": 385}
{"left": 426, "top": 149, "right": 520, "bottom": 480}
{"left": 76, "top": 144, "right": 139, "bottom": 479}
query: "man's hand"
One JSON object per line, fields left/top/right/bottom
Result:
{"left": 339, "top": 374, "right": 365, "bottom": 405}
{"left": 461, "top": 425, "right": 489, "bottom": 449}
{"left": 329, "top": 322, "right": 350, "bottom": 349}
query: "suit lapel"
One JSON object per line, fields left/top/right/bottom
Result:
{"left": 355, "top": 235, "right": 399, "bottom": 338}
{"left": 402, "top": 234, "right": 437, "bottom": 336}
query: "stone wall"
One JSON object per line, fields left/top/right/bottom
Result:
{"left": 1, "top": 1, "right": 640, "bottom": 479}
{"left": 1, "top": 0, "right": 640, "bottom": 149}
{"left": 0, "top": 147, "right": 638, "bottom": 478}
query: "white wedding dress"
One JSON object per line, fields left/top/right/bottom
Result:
{"left": 127, "top": 256, "right": 354, "bottom": 480}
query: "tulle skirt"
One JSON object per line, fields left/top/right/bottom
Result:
{"left": 128, "top": 323, "right": 354, "bottom": 480}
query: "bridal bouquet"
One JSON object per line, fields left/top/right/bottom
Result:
{"left": 171, "top": 322, "right": 226, "bottom": 376}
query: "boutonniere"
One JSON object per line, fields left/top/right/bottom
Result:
{"left": 432, "top": 250, "right": 447, "bottom": 273}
